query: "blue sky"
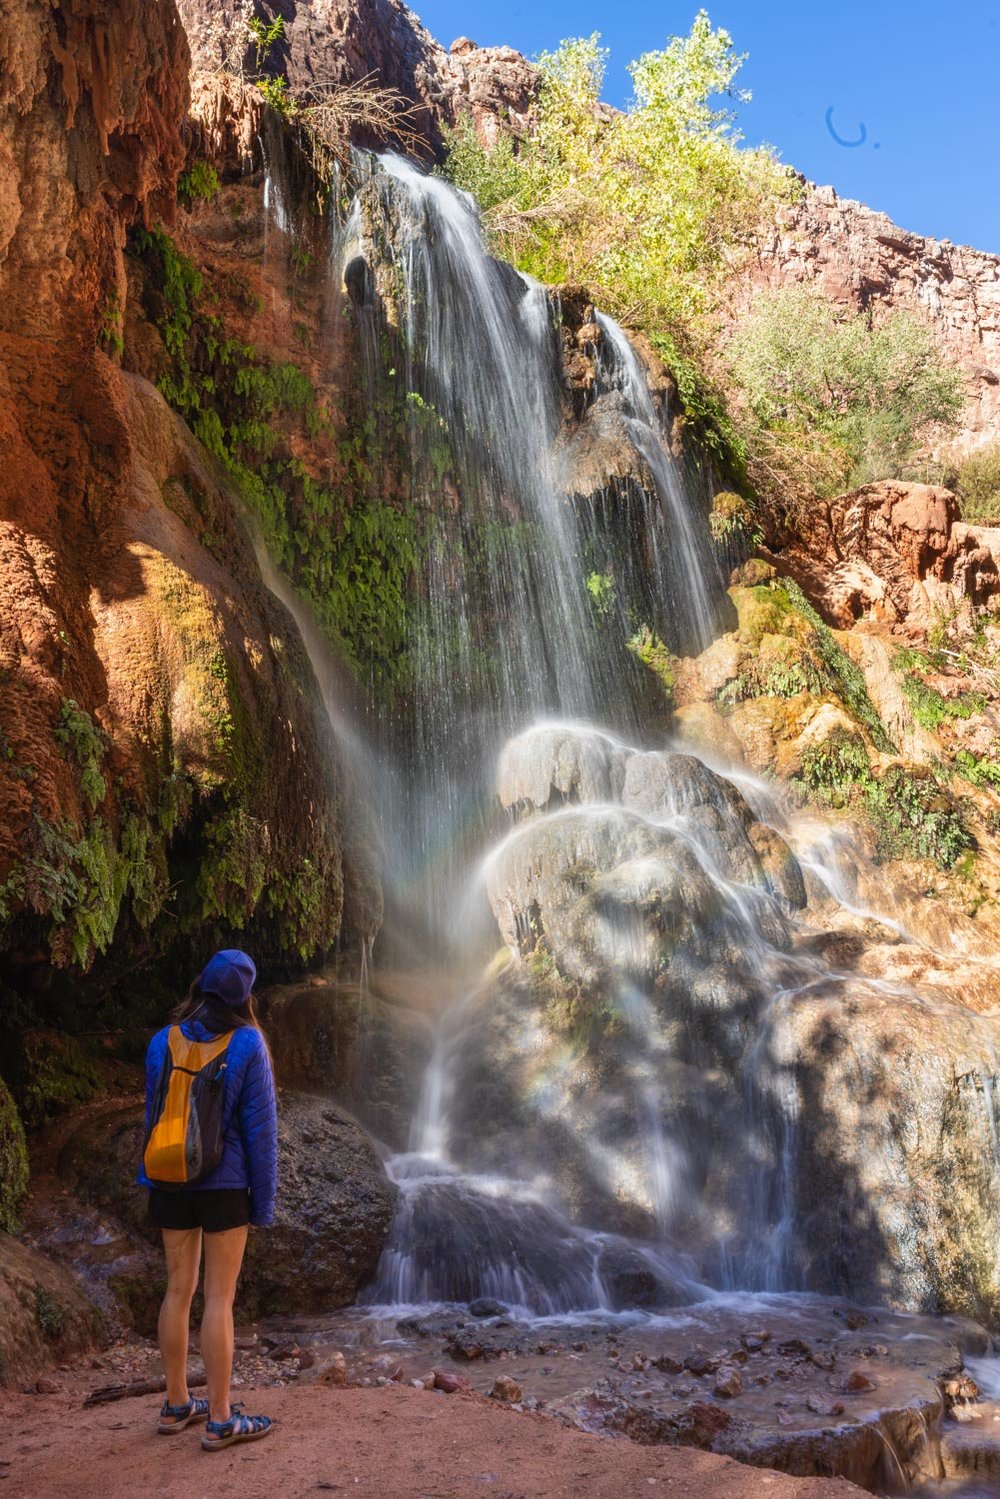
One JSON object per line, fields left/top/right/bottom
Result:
{"left": 413, "top": 0, "right": 999, "bottom": 253}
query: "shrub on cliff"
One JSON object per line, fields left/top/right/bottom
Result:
{"left": 725, "top": 286, "right": 963, "bottom": 504}
{"left": 952, "top": 441, "right": 1000, "bottom": 524}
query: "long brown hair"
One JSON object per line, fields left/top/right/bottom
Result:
{"left": 172, "top": 980, "right": 271, "bottom": 1058}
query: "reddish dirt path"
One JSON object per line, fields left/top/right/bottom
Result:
{"left": 1, "top": 1382, "right": 865, "bottom": 1498}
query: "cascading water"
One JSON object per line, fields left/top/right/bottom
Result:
{"left": 341, "top": 151, "right": 726, "bottom": 946}
{"left": 260, "top": 147, "right": 1000, "bottom": 1338}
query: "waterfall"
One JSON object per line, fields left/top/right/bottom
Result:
{"left": 255, "top": 149, "right": 1000, "bottom": 1324}
{"left": 341, "top": 151, "right": 726, "bottom": 948}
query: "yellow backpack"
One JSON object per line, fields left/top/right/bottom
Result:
{"left": 143, "top": 1026, "right": 233, "bottom": 1188}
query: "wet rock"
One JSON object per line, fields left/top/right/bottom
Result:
{"left": 806, "top": 1394, "right": 845, "bottom": 1417}
{"left": 445, "top": 1332, "right": 485, "bottom": 1360}
{"left": 809, "top": 1349, "right": 836, "bottom": 1371}
{"left": 684, "top": 1349, "right": 721, "bottom": 1377}
{"left": 597, "top": 1243, "right": 688, "bottom": 1311}
{"left": 468, "top": 1297, "right": 509, "bottom": 1318}
{"left": 713, "top": 1365, "right": 742, "bottom": 1398}
{"left": 497, "top": 724, "right": 629, "bottom": 812}
{"left": 490, "top": 1375, "right": 522, "bottom": 1402}
{"left": 432, "top": 1370, "right": 472, "bottom": 1394}
{"left": 776, "top": 1338, "right": 811, "bottom": 1360}
{"left": 944, "top": 1373, "right": 981, "bottom": 1405}
{"left": 841, "top": 1371, "right": 878, "bottom": 1394}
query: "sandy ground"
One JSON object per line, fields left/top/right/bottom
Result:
{"left": 0, "top": 1382, "right": 867, "bottom": 1499}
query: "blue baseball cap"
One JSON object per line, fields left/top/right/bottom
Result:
{"left": 200, "top": 948, "right": 257, "bottom": 1007}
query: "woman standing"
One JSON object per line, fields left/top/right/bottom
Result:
{"left": 138, "top": 948, "right": 278, "bottom": 1451}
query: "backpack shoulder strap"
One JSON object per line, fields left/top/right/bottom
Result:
{"left": 168, "top": 1025, "right": 232, "bottom": 1071}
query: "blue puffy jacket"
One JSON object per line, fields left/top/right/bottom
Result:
{"left": 137, "top": 1015, "right": 279, "bottom": 1226}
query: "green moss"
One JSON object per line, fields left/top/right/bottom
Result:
{"left": 709, "top": 489, "right": 757, "bottom": 545}
{"left": 13, "top": 1030, "right": 103, "bottom": 1130}
{"left": 955, "top": 751, "right": 1000, "bottom": 792}
{"left": 892, "top": 656, "right": 987, "bottom": 732}
{"left": 731, "top": 580, "right": 893, "bottom": 753}
{"left": 627, "top": 627, "right": 676, "bottom": 705}
{"left": 56, "top": 699, "right": 106, "bottom": 811}
{"left": 0, "top": 1078, "right": 28, "bottom": 1235}
{"left": 98, "top": 291, "right": 124, "bottom": 358}
{"left": 0, "top": 788, "right": 179, "bottom": 972}
{"left": 128, "top": 225, "right": 426, "bottom": 699}
{"left": 782, "top": 580, "right": 894, "bottom": 752}
{"left": 794, "top": 731, "right": 973, "bottom": 870}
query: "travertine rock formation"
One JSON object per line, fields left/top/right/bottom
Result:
{"left": 0, "top": 0, "right": 367, "bottom": 978}
{"left": 767, "top": 479, "right": 1000, "bottom": 632}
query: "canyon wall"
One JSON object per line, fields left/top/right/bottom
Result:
{"left": 175, "top": 0, "right": 537, "bottom": 150}
{"left": 732, "top": 183, "right": 1000, "bottom": 457}
{"left": 0, "top": 0, "right": 373, "bottom": 1005}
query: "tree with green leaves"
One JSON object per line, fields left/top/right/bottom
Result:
{"left": 442, "top": 14, "right": 794, "bottom": 335}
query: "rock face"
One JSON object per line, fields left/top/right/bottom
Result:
{"left": 56, "top": 1093, "right": 396, "bottom": 1325}
{"left": 763, "top": 980, "right": 1000, "bottom": 1320}
{"left": 451, "top": 721, "right": 1000, "bottom": 1320}
{"left": 176, "top": 0, "right": 537, "bottom": 152}
{"left": 769, "top": 480, "right": 1000, "bottom": 632}
{"left": 0, "top": 1232, "right": 104, "bottom": 1386}
{"left": 0, "top": 0, "right": 371, "bottom": 985}
{"left": 454, "top": 724, "right": 808, "bottom": 1235}
{"left": 737, "top": 182, "right": 1000, "bottom": 456}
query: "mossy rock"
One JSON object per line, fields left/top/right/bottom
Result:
{"left": 709, "top": 490, "right": 755, "bottom": 544}
{"left": 730, "top": 557, "right": 776, "bottom": 587}
{"left": 730, "top": 583, "right": 803, "bottom": 647}
{"left": 5, "top": 1029, "right": 104, "bottom": 1131}
{"left": 0, "top": 1079, "right": 28, "bottom": 1236}
{"left": 0, "top": 1233, "right": 105, "bottom": 1386}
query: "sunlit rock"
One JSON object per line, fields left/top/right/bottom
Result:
{"left": 497, "top": 724, "right": 630, "bottom": 812}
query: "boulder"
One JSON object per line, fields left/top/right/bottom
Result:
{"left": 256, "top": 977, "right": 433, "bottom": 1149}
{"left": 496, "top": 724, "right": 630, "bottom": 812}
{"left": 488, "top": 727, "right": 802, "bottom": 987}
{"left": 240, "top": 1092, "right": 397, "bottom": 1317}
{"left": 0, "top": 1233, "right": 104, "bottom": 1387}
{"left": 56, "top": 1091, "right": 396, "bottom": 1323}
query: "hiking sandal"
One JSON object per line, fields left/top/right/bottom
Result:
{"left": 157, "top": 1395, "right": 210, "bottom": 1433}
{"left": 201, "top": 1403, "right": 272, "bottom": 1450}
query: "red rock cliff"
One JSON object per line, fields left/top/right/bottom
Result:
{"left": 0, "top": 0, "right": 363, "bottom": 983}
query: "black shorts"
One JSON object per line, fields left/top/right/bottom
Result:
{"left": 148, "top": 1187, "right": 251, "bottom": 1234}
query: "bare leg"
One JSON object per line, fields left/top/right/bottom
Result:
{"left": 201, "top": 1224, "right": 249, "bottom": 1423}
{"left": 158, "top": 1228, "right": 203, "bottom": 1413}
